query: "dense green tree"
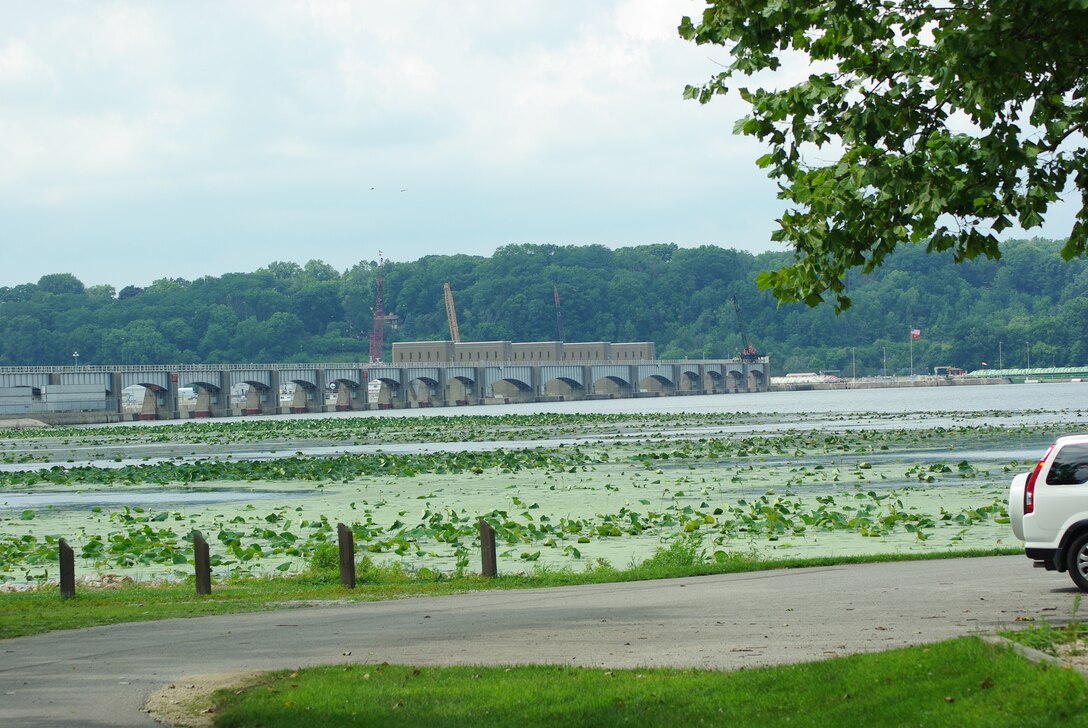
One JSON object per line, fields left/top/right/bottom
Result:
{"left": 680, "top": 1, "right": 1088, "bottom": 310}
{"left": 0, "top": 239, "right": 1085, "bottom": 374}
{"left": 36, "top": 273, "right": 86, "bottom": 296}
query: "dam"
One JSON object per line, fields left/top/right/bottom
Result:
{"left": 0, "top": 339, "right": 770, "bottom": 423}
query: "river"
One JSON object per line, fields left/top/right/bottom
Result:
{"left": 1, "top": 381, "right": 1085, "bottom": 584}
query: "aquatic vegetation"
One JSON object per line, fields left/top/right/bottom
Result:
{"left": 0, "top": 482, "right": 1011, "bottom": 583}
{"left": 0, "top": 447, "right": 596, "bottom": 487}
{"left": 0, "top": 410, "right": 1034, "bottom": 585}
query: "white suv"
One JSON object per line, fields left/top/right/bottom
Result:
{"left": 1010, "top": 434, "right": 1088, "bottom": 590}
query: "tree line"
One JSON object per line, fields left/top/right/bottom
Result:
{"left": 1, "top": 238, "right": 1084, "bottom": 376}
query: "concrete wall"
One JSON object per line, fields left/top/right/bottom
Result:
{"left": 453, "top": 341, "right": 513, "bottom": 362}
{"left": 610, "top": 342, "right": 656, "bottom": 360}
{"left": 392, "top": 340, "right": 654, "bottom": 363}
{"left": 511, "top": 341, "right": 563, "bottom": 362}
{"left": 562, "top": 342, "right": 610, "bottom": 361}
{"left": 392, "top": 341, "right": 455, "bottom": 363}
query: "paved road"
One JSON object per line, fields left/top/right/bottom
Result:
{"left": 1, "top": 556, "right": 1079, "bottom": 727}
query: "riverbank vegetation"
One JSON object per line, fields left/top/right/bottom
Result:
{"left": 2, "top": 237, "right": 1084, "bottom": 373}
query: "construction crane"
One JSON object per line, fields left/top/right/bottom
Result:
{"left": 731, "top": 296, "right": 762, "bottom": 362}
{"left": 553, "top": 285, "right": 564, "bottom": 342}
{"left": 369, "top": 253, "right": 387, "bottom": 363}
{"left": 443, "top": 282, "right": 461, "bottom": 343}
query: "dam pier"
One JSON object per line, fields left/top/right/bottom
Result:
{"left": 0, "top": 340, "right": 770, "bottom": 424}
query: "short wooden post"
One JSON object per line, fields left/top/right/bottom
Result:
{"left": 479, "top": 519, "right": 497, "bottom": 577}
{"left": 59, "top": 538, "right": 75, "bottom": 599}
{"left": 337, "top": 522, "right": 356, "bottom": 589}
{"left": 193, "top": 530, "right": 212, "bottom": 595}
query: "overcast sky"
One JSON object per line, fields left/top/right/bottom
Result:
{"left": 1, "top": 1, "right": 1076, "bottom": 291}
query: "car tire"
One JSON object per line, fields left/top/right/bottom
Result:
{"left": 1067, "top": 532, "right": 1088, "bottom": 591}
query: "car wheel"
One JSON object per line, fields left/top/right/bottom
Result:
{"left": 1067, "top": 532, "right": 1088, "bottom": 591}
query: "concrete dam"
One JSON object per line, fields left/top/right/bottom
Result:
{"left": 0, "top": 339, "right": 770, "bottom": 423}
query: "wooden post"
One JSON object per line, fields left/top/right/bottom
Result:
{"left": 193, "top": 530, "right": 212, "bottom": 595}
{"left": 337, "top": 522, "right": 356, "bottom": 589}
{"left": 479, "top": 519, "right": 497, "bottom": 577}
{"left": 59, "top": 538, "right": 75, "bottom": 599}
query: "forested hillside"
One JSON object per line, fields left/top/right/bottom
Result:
{"left": 1, "top": 238, "right": 1084, "bottom": 376}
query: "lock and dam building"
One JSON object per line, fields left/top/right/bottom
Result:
{"left": 0, "top": 340, "right": 770, "bottom": 424}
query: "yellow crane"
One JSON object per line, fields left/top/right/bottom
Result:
{"left": 443, "top": 282, "right": 461, "bottom": 343}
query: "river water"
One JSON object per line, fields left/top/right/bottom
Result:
{"left": 2, "top": 381, "right": 1086, "bottom": 583}
{"left": 2, "top": 382, "right": 1079, "bottom": 471}
{"left": 490, "top": 381, "right": 1086, "bottom": 417}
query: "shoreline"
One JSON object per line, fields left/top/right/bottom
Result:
{"left": 771, "top": 376, "right": 1013, "bottom": 392}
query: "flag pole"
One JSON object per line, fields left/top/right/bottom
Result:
{"left": 909, "top": 327, "right": 914, "bottom": 378}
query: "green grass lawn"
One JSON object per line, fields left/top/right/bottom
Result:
{"left": 0, "top": 547, "right": 1019, "bottom": 639}
{"left": 206, "top": 637, "right": 1087, "bottom": 728}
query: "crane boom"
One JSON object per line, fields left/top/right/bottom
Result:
{"left": 443, "top": 282, "right": 461, "bottom": 343}
{"left": 731, "top": 296, "right": 761, "bottom": 362}
{"left": 553, "top": 285, "right": 563, "bottom": 342}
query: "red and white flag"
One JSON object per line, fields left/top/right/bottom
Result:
{"left": 910, "top": 328, "right": 921, "bottom": 340}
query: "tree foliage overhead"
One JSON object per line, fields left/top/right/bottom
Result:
{"left": 680, "top": 0, "right": 1088, "bottom": 310}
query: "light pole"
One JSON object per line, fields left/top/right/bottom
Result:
{"left": 72, "top": 351, "right": 79, "bottom": 367}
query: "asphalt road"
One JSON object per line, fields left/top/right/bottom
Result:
{"left": 1, "top": 555, "right": 1079, "bottom": 727}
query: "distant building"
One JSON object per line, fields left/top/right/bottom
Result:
{"left": 391, "top": 340, "right": 657, "bottom": 364}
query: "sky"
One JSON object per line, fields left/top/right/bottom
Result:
{"left": 1, "top": 1, "right": 1077, "bottom": 291}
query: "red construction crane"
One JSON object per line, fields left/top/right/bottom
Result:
{"left": 731, "top": 296, "right": 762, "bottom": 362}
{"left": 369, "top": 253, "right": 386, "bottom": 362}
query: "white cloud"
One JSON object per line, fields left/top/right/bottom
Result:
{"left": 0, "top": 2, "right": 815, "bottom": 288}
{"left": 0, "top": 38, "right": 50, "bottom": 87}
{"left": 614, "top": 0, "right": 687, "bottom": 42}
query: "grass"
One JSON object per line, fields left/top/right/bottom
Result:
{"left": 1003, "top": 593, "right": 1088, "bottom": 656}
{"left": 0, "top": 546, "right": 1020, "bottom": 639}
{"left": 206, "top": 637, "right": 1088, "bottom": 728}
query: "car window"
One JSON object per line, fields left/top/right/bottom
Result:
{"left": 1046, "top": 443, "right": 1088, "bottom": 485}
